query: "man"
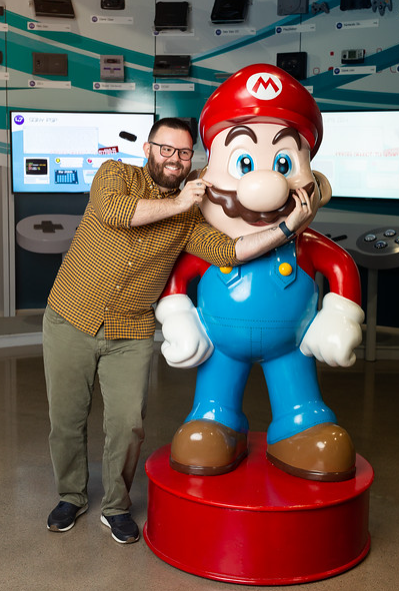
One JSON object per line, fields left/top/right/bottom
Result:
{"left": 43, "top": 117, "right": 315, "bottom": 544}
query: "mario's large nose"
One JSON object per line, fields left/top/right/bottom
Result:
{"left": 237, "top": 170, "right": 289, "bottom": 212}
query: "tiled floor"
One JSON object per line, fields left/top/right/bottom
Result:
{"left": 1, "top": 339, "right": 398, "bottom": 591}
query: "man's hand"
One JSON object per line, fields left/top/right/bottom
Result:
{"left": 235, "top": 185, "right": 318, "bottom": 262}
{"left": 174, "top": 179, "right": 213, "bottom": 212}
{"left": 285, "top": 185, "right": 317, "bottom": 236}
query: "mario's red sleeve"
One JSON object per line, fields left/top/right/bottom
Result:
{"left": 297, "top": 228, "right": 362, "bottom": 305}
{"left": 160, "top": 253, "right": 211, "bottom": 297}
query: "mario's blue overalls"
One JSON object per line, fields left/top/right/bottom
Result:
{"left": 185, "top": 241, "right": 337, "bottom": 445}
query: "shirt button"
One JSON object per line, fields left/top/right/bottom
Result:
{"left": 116, "top": 285, "right": 121, "bottom": 290}
{"left": 128, "top": 261, "right": 132, "bottom": 266}
{"left": 105, "top": 307, "right": 109, "bottom": 311}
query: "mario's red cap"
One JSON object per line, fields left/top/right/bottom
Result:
{"left": 199, "top": 63, "right": 323, "bottom": 159}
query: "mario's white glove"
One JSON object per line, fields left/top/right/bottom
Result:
{"left": 300, "top": 292, "right": 365, "bottom": 367}
{"left": 155, "top": 295, "right": 214, "bottom": 368}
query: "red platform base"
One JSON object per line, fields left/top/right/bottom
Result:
{"left": 144, "top": 432, "right": 374, "bottom": 586}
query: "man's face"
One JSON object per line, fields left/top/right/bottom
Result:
{"left": 144, "top": 126, "right": 193, "bottom": 191}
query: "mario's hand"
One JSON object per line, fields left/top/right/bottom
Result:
{"left": 300, "top": 293, "right": 365, "bottom": 367}
{"left": 155, "top": 295, "right": 214, "bottom": 368}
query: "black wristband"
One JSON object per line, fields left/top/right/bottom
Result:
{"left": 279, "top": 221, "right": 296, "bottom": 241}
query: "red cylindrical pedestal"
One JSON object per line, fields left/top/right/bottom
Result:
{"left": 144, "top": 432, "right": 373, "bottom": 586}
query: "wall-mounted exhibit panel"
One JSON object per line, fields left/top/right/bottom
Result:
{"left": 2, "top": 0, "right": 399, "bottom": 316}
{"left": 301, "top": 1, "right": 399, "bottom": 109}
{"left": 6, "top": 0, "right": 156, "bottom": 117}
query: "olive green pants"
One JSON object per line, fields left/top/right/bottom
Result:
{"left": 43, "top": 306, "right": 154, "bottom": 516}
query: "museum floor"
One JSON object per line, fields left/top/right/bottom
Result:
{"left": 1, "top": 338, "right": 398, "bottom": 591}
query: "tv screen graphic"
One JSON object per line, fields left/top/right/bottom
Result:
{"left": 312, "top": 110, "right": 399, "bottom": 201}
{"left": 10, "top": 111, "right": 154, "bottom": 194}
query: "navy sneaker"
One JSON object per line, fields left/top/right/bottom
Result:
{"left": 101, "top": 513, "right": 140, "bottom": 544}
{"left": 47, "top": 501, "right": 88, "bottom": 532}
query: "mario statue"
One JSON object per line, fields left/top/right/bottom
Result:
{"left": 155, "top": 64, "right": 365, "bottom": 482}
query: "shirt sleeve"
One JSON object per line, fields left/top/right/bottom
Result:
{"left": 184, "top": 209, "right": 241, "bottom": 267}
{"left": 89, "top": 159, "right": 141, "bottom": 228}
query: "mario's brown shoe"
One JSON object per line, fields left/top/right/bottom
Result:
{"left": 266, "top": 423, "right": 356, "bottom": 482}
{"left": 170, "top": 419, "right": 248, "bottom": 476}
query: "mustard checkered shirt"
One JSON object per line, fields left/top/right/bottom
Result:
{"left": 48, "top": 159, "right": 240, "bottom": 339}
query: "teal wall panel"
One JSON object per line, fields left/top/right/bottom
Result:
{"left": 2, "top": 0, "right": 399, "bottom": 312}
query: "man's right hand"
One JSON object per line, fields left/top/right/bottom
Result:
{"left": 175, "top": 179, "right": 213, "bottom": 212}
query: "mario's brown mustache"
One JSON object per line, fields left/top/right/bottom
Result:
{"left": 206, "top": 181, "right": 315, "bottom": 225}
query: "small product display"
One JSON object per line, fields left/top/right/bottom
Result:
{"left": 33, "top": 0, "right": 76, "bottom": 18}
{"left": 153, "top": 55, "right": 191, "bottom": 77}
{"left": 210, "top": 0, "right": 249, "bottom": 23}
{"left": 311, "top": 1, "right": 330, "bottom": 13}
{"left": 341, "top": 48, "right": 365, "bottom": 64}
{"left": 100, "top": 55, "right": 124, "bottom": 81}
{"left": 276, "top": 51, "right": 307, "bottom": 80}
{"left": 371, "top": 0, "right": 393, "bottom": 14}
{"left": 154, "top": 1, "right": 189, "bottom": 31}
{"left": 32, "top": 53, "right": 68, "bottom": 76}
{"left": 101, "top": 0, "right": 125, "bottom": 8}
{"left": 277, "top": 0, "right": 309, "bottom": 15}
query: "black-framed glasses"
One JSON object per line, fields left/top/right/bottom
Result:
{"left": 149, "top": 141, "right": 194, "bottom": 161}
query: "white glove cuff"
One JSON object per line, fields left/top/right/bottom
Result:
{"left": 155, "top": 294, "right": 194, "bottom": 323}
{"left": 323, "top": 292, "right": 365, "bottom": 324}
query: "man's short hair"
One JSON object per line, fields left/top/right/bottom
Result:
{"left": 148, "top": 117, "right": 193, "bottom": 143}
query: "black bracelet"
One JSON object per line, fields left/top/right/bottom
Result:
{"left": 279, "top": 221, "right": 296, "bottom": 241}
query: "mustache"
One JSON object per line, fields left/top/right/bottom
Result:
{"left": 206, "top": 181, "right": 315, "bottom": 225}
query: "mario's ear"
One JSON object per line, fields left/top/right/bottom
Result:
{"left": 312, "top": 170, "right": 332, "bottom": 207}
{"left": 184, "top": 169, "right": 202, "bottom": 185}
{"left": 185, "top": 167, "right": 208, "bottom": 184}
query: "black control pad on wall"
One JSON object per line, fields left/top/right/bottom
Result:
{"left": 356, "top": 227, "right": 399, "bottom": 255}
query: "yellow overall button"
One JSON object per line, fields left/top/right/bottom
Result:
{"left": 279, "top": 262, "right": 293, "bottom": 276}
{"left": 220, "top": 266, "right": 233, "bottom": 274}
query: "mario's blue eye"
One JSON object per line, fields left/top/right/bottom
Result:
{"left": 273, "top": 153, "right": 292, "bottom": 176}
{"left": 228, "top": 150, "right": 255, "bottom": 178}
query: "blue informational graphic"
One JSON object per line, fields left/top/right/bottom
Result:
{"left": 10, "top": 111, "right": 154, "bottom": 194}
{"left": 312, "top": 110, "right": 399, "bottom": 201}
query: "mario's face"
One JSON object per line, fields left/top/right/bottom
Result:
{"left": 201, "top": 122, "right": 324, "bottom": 238}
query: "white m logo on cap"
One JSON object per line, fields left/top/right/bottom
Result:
{"left": 246, "top": 73, "right": 282, "bottom": 100}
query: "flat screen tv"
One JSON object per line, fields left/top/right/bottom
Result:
{"left": 10, "top": 110, "right": 154, "bottom": 194}
{"left": 312, "top": 110, "right": 399, "bottom": 201}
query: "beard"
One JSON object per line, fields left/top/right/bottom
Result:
{"left": 147, "top": 150, "right": 189, "bottom": 190}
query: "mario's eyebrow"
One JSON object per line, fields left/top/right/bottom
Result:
{"left": 225, "top": 126, "right": 258, "bottom": 146}
{"left": 272, "top": 127, "right": 301, "bottom": 150}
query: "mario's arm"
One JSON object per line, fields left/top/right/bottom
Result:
{"left": 156, "top": 253, "right": 213, "bottom": 368}
{"left": 299, "top": 228, "right": 365, "bottom": 367}
{"left": 160, "top": 253, "right": 211, "bottom": 297}
{"left": 297, "top": 228, "right": 361, "bottom": 303}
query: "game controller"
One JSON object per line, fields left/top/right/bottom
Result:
{"left": 311, "top": 1, "right": 330, "bottom": 13}
{"left": 371, "top": 0, "right": 392, "bottom": 15}
{"left": 16, "top": 214, "right": 82, "bottom": 254}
